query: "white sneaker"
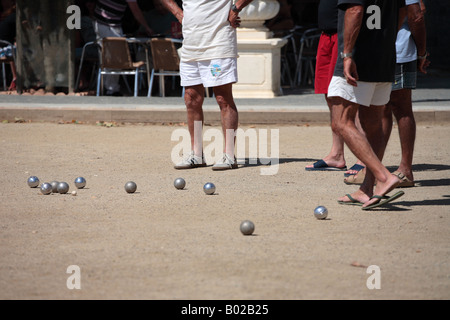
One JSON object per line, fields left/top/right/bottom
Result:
{"left": 212, "top": 154, "right": 238, "bottom": 171}
{"left": 174, "top": 151, "right": 207, "bottom": 169}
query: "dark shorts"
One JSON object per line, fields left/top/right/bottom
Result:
{"left": 314, "top": 32, "right": 338, "bottom": 94}
{"left": 392, "top": 60, "right": 417, "bottom": 91}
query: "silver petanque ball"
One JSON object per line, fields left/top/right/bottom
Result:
{"left": 57, "top": 182, "right": 70, "bottom": 194}
{"left": 174, "top": 177, "right": 186, "bottom": 190}
{"left": 240, "top": 220, "right": 255, "bottom": 235}
{"left": 50, "top": 181, "right": 59, "bottom": 193}
{"left": 27, "top": 176, "right": 40, "bottom": 188}
{"left": 74, "top": 176, "right": 86, "bottom": 189}
{"left": 40, "top": 182, "right": 52, "bottom": 195}
{"left": 314, "top": 206, "right": 328, "bottom": 220}
{"left": 125, "top": 181, "right": 137, "bottom": 193}
{"left": 203, "top": 182, "right": 216, "bottom": 195}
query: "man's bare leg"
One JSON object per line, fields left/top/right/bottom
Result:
{"left": 344, "top": 108, "right": 366, "bottom": 175}
{"left": 387, "top": 89, "right": 416, "bottom": 182}
{"left": 305, "top": 94, "right": 346, "bottom": 169}
{"left": 213, "top": 83, "right": 238, "bottom": 159}
{"left": 331, "top": 97, "right": 400, "bottom": 207}
{"left": 185, "top": 85, "right": 205, "bottom": 157}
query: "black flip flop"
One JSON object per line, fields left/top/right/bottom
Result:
{"left": 305, "top": 159, "right": 347, "bottom": 171}
{"left": 344, "top": 164, "right": 365, "bottom": 177}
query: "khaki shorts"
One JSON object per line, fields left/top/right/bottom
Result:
{"left": 328, "top": 76, "right": 392, "bottom": 107}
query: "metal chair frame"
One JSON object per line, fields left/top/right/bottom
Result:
{"left": 75, "top": 41, "right": 100, "bottom": 92}
{"left": 293, "top": 28, "right": 322, "bottom": 87}
{"left": 0, "top": 39, "right": 16, "bottom": 91}
{"left": 147, "top": 38, "right": 184, "bottom": 98}
{"left": 96, "top": 37, "right": 148, "bottom": 97}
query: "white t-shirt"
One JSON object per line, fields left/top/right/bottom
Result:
{"left": 180, "top": 0, "right": 237, "bottom": 62}
{"left": 396, "top": 0, "right": 420, "bottom": 63}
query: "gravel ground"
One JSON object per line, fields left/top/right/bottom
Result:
{"left": 0, "top": 121, "right": 449, "bottom": 301}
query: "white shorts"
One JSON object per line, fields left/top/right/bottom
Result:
{"left": 180, "top": 58, "right": 238, "bottom": 88}
{"left": 327, "top": 76, "right": 392, "bottom": 107}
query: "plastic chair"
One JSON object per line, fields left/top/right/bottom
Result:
{"left": 147, "top": 38, "right": 184, "bottom": 97}
{"left": 96, "top": 37, "right": 146, "bottom": 97}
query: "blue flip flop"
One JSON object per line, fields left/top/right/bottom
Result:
{"left": 344, "top": 164, "right": 365, "bottom": 177}
{"left": 362, "top": 191, "right": 405, "bottom": 210}
{"left": 305, "top": 159, "right": 347, "bottom": 171}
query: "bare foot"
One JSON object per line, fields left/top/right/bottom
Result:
{"left": 362, "top": 174, "right": 401, "bottom": 208}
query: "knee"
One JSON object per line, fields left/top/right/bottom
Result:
{"left": 215, "top": 95, "right": 236, "bottom": 111}
{"left": 331, "top": 118, "right": 345, "bottom": 136}
{"left": 185, "top": 92, "right": 204, "bottom": 111}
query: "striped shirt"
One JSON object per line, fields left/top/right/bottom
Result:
{"left": 94, "top": 0, "right": 136, "bottom": 27}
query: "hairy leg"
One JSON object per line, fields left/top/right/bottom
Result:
{"left": 213, "top": 83, "right": 238, "bottom": 158}
{"left": 184, "top": 85, "right": 205, "bottom": 156}
{"left": 331, "top": 97, "right": 399, "bottom": 206}
{"left": 390, "top": 88, "right": 416, "bottom": 181}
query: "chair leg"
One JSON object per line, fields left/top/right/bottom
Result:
{"left": 159, "top": 75, "right": 165, "bottom": 97}
{"left": 147, "top": 70, "right": 155, "bottom": 97}
{"left": 96, "top": 69, "right": 101, "bottom": 96}
{"left": 2, "top": 63, "right": 6, "bottom": 91}
{"left": 134, "top": 68, "right": 139, "bottom": 97}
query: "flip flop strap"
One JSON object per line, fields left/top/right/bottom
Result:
{"left": 346, "top": 193, "right": 358, "bottom": 203}
{"left": 370, "top": 195, "right": 389, "bottom": 200}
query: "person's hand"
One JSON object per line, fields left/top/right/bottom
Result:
{"left": 228, "top": 11, "right": 241, "bottom": 28}
{"left": 419, "top": 0, "right": 426, "bottom": 14}
{"left": 343, "top": 57, "right": 359, "bottom": 86}
{"left": 418, "top": 52, "right": 430, "bottom": 74}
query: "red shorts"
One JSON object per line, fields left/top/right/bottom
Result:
{"left": 314, "top": 32, "right": 338, "bottom": 94}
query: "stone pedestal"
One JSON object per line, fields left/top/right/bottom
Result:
{"left": 234, "top": 0, "right": 288, "bottom": 98}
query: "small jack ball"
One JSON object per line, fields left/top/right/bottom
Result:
{"left": 174, "top": 178, "right": 186, "bottom": 190}
{"left": 203, "top": 182, "right": 216, "bottom": 195}
{"left": 27, "top": 176, "right": 39, "bottom": 188}
{"left": 240, "top": 220, "right": 255, "bottom": 235}
{"left": 314, "top": 206, "right": 328, "bottom": 220}
{"left": 125, "top": 181, "right": 137, "bottom": 193}
{"left": 74, "top": 177, "right": 86, "bottom": 189}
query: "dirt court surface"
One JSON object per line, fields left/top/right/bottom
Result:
{"left": 0, "top": 121, "right": 449, "bottom": 300}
